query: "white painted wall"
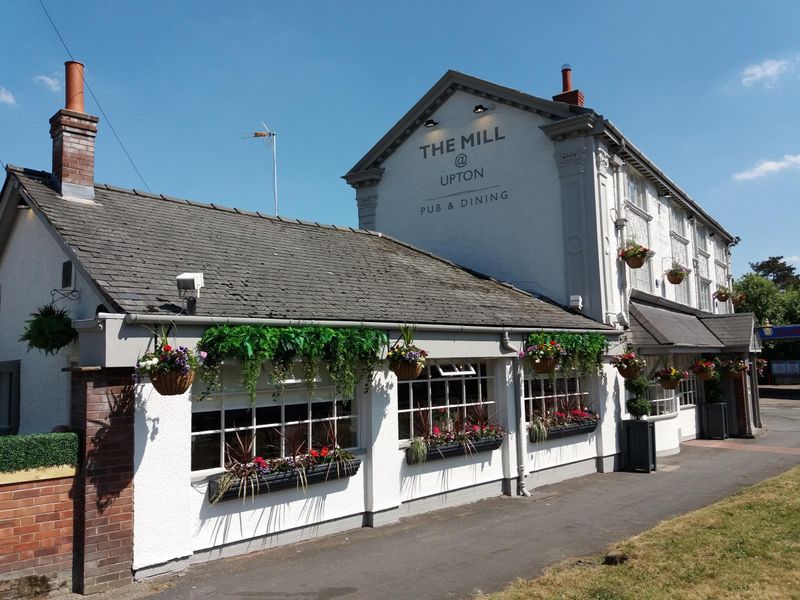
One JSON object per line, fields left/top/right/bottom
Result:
{"left": 678, "top": 405, "right": 699, "bottom": 441}
{"left": 400, "top": 447, "right": 505, "bottom": 502}
{"left": 133, "top": 384, "right": 195, "bottom": 569}
{"left": 369, "top": 91, "right": 568, "bottom": 303}
{"left": 652, "top": 415, "right": 681, "bottom": 456}
{"left": 0, "top": 207, "right": 104, "bottom": 433}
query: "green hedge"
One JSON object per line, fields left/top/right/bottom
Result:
{"left": 0, "top": 432, "right": 79, "bottom": 473}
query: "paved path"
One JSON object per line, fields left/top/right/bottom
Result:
{"left": 100, "top": 388, "right": 800, "bottom": 600}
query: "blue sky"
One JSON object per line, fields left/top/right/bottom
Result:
{"left": 1, "top": 1, "right": 798, "bottom": 276}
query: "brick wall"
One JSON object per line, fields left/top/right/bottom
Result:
{"left": 71, "top": 368, "right": 135, "bottom": 594}
{"left": 0, "top": 476, "right": 75, "bottom": 598}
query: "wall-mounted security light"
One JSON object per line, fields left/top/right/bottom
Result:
{"left": 176, "top": 272, "right": 204, "bottom": 298}
{"left": 473, "top": 104, "right": 489, "bottom": 113}
{"left": 708, "top": 231, "right": 715, "bottom": 238}
{"left": 614, "top": 217, "right": 627, "bottom": 230}
{"left": 16, "top": 199, "right": 30, "bottom": 209}
{"left": 687, "top": 214, "right": 694, "bottom": 221}
{"left": 568, "top": 295, "right": 583, "bottom": 311}
{"left": 424, "top": 119, "right": 438, "bottom": 128}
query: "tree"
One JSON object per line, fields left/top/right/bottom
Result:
{"left": 733, "top": 274, "right": 784, "bottom": 324}
{"left": 748, "top": 256, "right": 800, "bottom": 290}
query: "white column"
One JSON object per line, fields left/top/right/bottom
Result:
{"left": 133, "top": 385, "right": 194, "bottom": 573}
{"left": 595, "top": 363, "right": 622, "bottom": 472}
{"left": 493, "top": 358, "right": 519, "bottom": 493}
{"left": 363, "top": 367, "right": 402, "bottom": 526}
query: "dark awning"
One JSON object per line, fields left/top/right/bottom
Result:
{"left": 629, "top": 291, "right": 760, "bottom": 355}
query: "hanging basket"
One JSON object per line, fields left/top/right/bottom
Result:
{"left": 624, "top": 255, "right": 646, "bottom": 269}
{"left": 151, "top": 370, "right": 195, "bottom": 396}
{"left": 617, "top": 365, "right": 641, "bottom": 379}
{"left": 391, "top": 361, "right": 424, "bottom": 381}
{"left": 715, "top": 292, "right": 730, "bottom": 303}
{"left": 695, "top": 371, "right": 714, "bottom": 381}
{"left": 658, "top": 378, "right": 680, "bottom": 390}
{"left": 532, "top": 357, "right": 557, "bottom": 374}
{"left": 666, "top": 272, "right": 685, "bottom": 285}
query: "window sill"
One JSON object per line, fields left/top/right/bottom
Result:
{"left": 625, "top": 202, "right": 652, "bottom": 222}
{"left": 646, "top": 411, "right": 679, "bottom": 422}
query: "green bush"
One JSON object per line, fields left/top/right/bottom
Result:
{"left": 0, "top": 432, "right": 79, "bottom": 473}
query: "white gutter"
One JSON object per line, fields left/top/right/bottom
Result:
{"left": 123, "top": 313, "right": 619, "bottom": 336}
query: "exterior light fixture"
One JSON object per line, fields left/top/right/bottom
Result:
{"left": 424, "top": 119, "right": 438, "bottom": 128}
{"left": 762, "top": 319, "right": 773, "bottom": 337}
{"left": 709, "top": 231, "right": 715, "bottom": 238}
{"left": 473, "top": 104, "right": 488, "bottom": 113}
{"left": 16, "top": 199, "right": 30, "bottom": 209}
{"left": 687, "top": 214, "right": 694, "bottom": 221}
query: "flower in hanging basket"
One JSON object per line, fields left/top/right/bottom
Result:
{"left": 731, "top": 292, "right": 747, "bottom": 308}
{"left": 690, "top": 359, "right": 716, "bottom": 380}
{"left": 665, "top": 262, "right": 691, "bottom": 285}
{"left": 653, "top": 366, "right": 688, "bottom": 389}
{"left": 520, "top": 340, "right": 567, "bottom": 374}
{"left": 713, "top": 286, "right": 732, "bottom": 302}
{"left": 755, "top": 357, "right": 767, "bottom": 376}
{"left": 610, "top": 351, "right": 647, "bottom": 378}
{"left": 387, "top": 325, "right": 428, "bottom": 380}
{"left": 719, "top": 359, "right": 749, "bottom": 379}
{"left": 618, "top": 240, "right": 655, "bottom": 269}
{"left": 135, "top": 339, "right": 204, "bottom": 396}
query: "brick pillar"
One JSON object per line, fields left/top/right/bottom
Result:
{"left": 70, "top": 368, "right": 134, "bottom": 594}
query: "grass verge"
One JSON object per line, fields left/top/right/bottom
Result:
{"left": 483, "top": 466, "right": 800, "bottom": 600}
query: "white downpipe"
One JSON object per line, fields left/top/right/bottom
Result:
{"left": 501, "top": 331, "right": 531, "bottom": 497}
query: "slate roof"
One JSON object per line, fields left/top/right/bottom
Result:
{"left": 6, "top": 166, "right": 610, "bottom": 330}
{"left": 629, "top": 291, "right": 758, "bottom": 353}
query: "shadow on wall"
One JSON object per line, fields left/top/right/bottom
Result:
{"left": 193, "top": 478, "right": 354, "bottom": 548}
{"left": 87, "top": 383, "right": 134, "bottom": 512}
{"left": 400, "top": 452, "right": 495, "bottom": 500}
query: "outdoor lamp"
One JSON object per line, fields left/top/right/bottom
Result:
{"left": 424, "top": 119, "right": 438, "bottom": 128}
{"left": 473, "top": 104, "right": 488, "bottom": 113}
{"left": 762, "top": 319, "right": 773, "bottom": 337}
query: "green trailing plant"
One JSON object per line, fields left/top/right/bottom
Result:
{"left": 19, "top": 303, "right": 77, "bottom": 355}
{"left": 525, "top": 331, "right": 608, "bottom": 376}
{"left": 0, "top": 432, "right": 79, "bottom": 473}
{"left": 407, "top": 437, "right": 428, "bottom": 464}
{"left": 625, "top": 375, "right": 651, "bottom": 420}
{"left": 198, "top": 325, "right": 387, "bottom": 403}
{"left": 529, "top": 417, "right": 548, "bottom": 443}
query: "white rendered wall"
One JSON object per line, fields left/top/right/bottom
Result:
{"left": 133, "top": 384, "right": 195, "bottom": 570}
{"left": 400, "top": 447, "right": 505, "bottom": 502}
{"left": 652, "top": 415, "right": 681, "bottom": 456}
{"left": 369, "top": 91, "right": 568, "bottom": 303}
{"left": 0, "top": 207, "right": 103, "bottom": 432}
{"left": 678, "top": 405, "right": 699, "bottom": 441}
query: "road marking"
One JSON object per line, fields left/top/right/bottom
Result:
{"left": 684, "top": 439, "right": 800, "bottom": 456}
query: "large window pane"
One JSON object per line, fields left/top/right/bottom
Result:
{"left": 225, "top": 408, "right": 252, "bottom": 430}
{"left": 191, "top": 434, "right": 221, "bottom": 471}
{"left": 192, "top": 411, "right": 221, "bottom": 432}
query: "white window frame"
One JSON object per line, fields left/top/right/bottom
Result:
{"left": 190, "top": 370, "right": 358, "bottom": 476}
{"left": 678, "top": 375, "right": 698, "bottom": 407}
{"left": 627, "top": 170, "right": 648, "bottom": 211}
{"left": 522, "top": 371, "right": 594, "bottom": 423}
{"left": 670, "top": 204, "right": 686, "bottom": 238}
{"left": 646, "top": 382, "right": 679, "bottom": 417}
{"left": 698, "top": 276, "right": 712, "bottom": 312}
{"left": 397, "top": 361, "right": 494, "bottom": 442}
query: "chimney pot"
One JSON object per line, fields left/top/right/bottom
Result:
{"left": 65, "top": 61, "right": 85, "bottom": 113}
{"left": 553, "top": 63, "right": 585, "bottom": 107}
{"left": 50, "top": 61, "right": 98, "bottom": 200}
{"left": 561, "top": 64, "right": 573, "bottom": 92}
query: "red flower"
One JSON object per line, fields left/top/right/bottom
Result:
{"left": 320, "top": 447, "right": 329, "bottom": 457}
{"left": 310, "top": 449, "right": 319, "bottom": 458}
{"left": 163, "top": 344, "right": 172, "bottom": 352}
{"left": 472, "top": 424, "right": 480, "bottom": 432}
{"left": 432, "top": 426, "right": 441, "bottom": 435}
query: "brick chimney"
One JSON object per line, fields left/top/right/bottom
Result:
{"left": 49, "top": 61, "right": 99, "bottom": 200}
{"left": 552, "top": 64, "right": 585, "bottom": 107}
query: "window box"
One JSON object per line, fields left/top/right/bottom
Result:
{"left": 207, "top": 457, "right": 362, "bottom": 503}
{"left": 405, "top": 437, "right": 502, "bottom": 465}
{"left": 540, "top": 420, "right": 598, "bottom": 441}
